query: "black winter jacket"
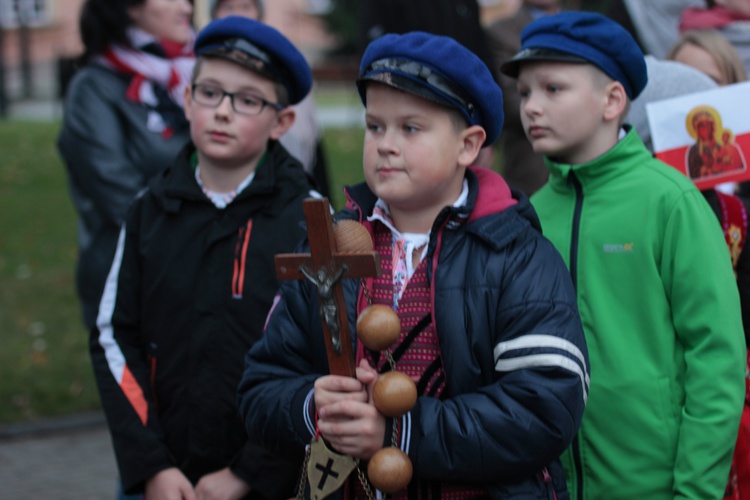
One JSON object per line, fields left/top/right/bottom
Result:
{"left": 91, "top": 142, "right": 314, "bottom": 497}
{"left": 238, "top": 167, "right": 589, "bottom": 498}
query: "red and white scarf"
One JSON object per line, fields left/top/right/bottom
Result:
{"left": 96, "top": 27, "right": 195, "bottom": 136}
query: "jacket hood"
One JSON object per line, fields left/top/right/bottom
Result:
{"left": 466, "top": 165, "right": 518, "bottom": 221}
{"left": 464, "top": 167, "right": 540, "bottom": 250}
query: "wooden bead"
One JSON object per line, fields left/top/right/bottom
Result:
{"left": 373, "top": 371, "right": 417, "bottom": 417}
{"left": 333, "top": 219, "right": 372, "bottom": 253}
{"left": 368, "top": 447, "right": 413, "bottom": 493}
{"left": 356, "top": 305, "right": 401, "bottom": 351}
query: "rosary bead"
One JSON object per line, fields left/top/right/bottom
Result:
{"left": 356, "top": 305, "right": 402, "bottom": 351}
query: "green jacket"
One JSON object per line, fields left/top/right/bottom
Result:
{"left": 531, "top": 129, "right": 745, "bottom": 499}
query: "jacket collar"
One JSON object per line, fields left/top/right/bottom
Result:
{"left": 545, "top": 126, "right": 653, "bottom": 193}
{"left": 154, "top": 140, "right": 307, "bottom": 214}
{"left": 466, "top": 166, "right": 517, "bottom": 221}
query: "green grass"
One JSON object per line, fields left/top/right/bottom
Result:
{"left": 322, "top": 126, "right": 366, "bottom": 210}
{"left": 0, "top": 119, "right": 365, "bottom": 425}
{"left": 0, "top": 120, "right": 100, "bottom": 424}
{"left": 312, "top": 82, "right": 361, "bottom": 109}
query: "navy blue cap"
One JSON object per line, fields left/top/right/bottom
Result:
{"left": 500, "top": 11, "right": 648, "bottom": 100}
{"left": 357, "top": 31, "right": 504, "bottom": 146}
{"left": 194, "top": 16, "right": 311, "bottom": 105}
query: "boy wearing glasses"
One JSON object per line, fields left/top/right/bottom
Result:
{"left": 90, "top": 16, "right": 315, "bottom": 499}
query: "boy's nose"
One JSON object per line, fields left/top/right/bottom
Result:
{"left": 522, "top": 94, "right": 541, "bottom": 116}
{"left": 377, "top": 130, "right": 398, "bottom": 155}
{"left": 214, "top": 94, "right": 234, "bottom": 116}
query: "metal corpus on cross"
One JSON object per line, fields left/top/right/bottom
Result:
{"left": 275, "top": 198, "right": 381, "bottom": 378}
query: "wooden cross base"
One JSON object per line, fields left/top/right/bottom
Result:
{"left": 275, "top": 198, "right": 381, "bottom": 378}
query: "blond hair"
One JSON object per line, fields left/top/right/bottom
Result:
{"left": 668, "top": 30, "right": 747, "bottom": 85}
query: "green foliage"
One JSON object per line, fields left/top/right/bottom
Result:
{"left": 0, "top": 120, "right": 101, "bottom": 424}
{"left": 322, "top": 125, "right": 365, "bottom": 210}
{"left": 320, "top": 0, "right": 360, "bottom": 56}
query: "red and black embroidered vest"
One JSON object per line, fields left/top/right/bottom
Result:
{"left": 353, "top": 221, "right": 487, "bottom": 498}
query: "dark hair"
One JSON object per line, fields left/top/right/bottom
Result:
{"left": 78, "top": 0, "right": 145, "bottom": 63}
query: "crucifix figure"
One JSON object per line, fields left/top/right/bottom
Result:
{"left": 299, "top": 265, "right": 348, "bottom": 354}
{"left": 275, "top": 198, "right": 381, "bottom": 377}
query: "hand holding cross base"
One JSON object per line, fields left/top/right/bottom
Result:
{"left": 276, "top": 198, "right": 379, "bottom": 497}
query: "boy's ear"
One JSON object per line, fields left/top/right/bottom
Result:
{"left": 183, "top": 84, "right": 193, "bottom": 122}
{"left": 268, "top": 107, "right": 296, "bottom": 140}
{"left": 457, "top": 125, "right": 487, "bottom": 167}
{"left": 603, "top": 81, "right": 628, "bottom": 123}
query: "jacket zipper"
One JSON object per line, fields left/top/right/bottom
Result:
{"left": 232, "top": 219, "right": 253, "bottom": 298}
{"left": 569, "top": 171, "right": 584, "bottom": 500}
{"left": 569, "top": 172, "right": 583, "bottom": 291}
{"left": 147, "top": 343, "right": 159, "bottom": 413}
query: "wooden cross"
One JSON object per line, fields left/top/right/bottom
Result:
{"left": 275, "top": 198, "right": 381, "bottom": 378}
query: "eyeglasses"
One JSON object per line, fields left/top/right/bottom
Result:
{"left": 191, "top": 83, "right": 283, "bottom": 115}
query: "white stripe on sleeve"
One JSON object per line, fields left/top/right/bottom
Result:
{"left": 494, "top": 335, "right": 589, "bottom": 402}
{"left": 95, "top": 225, "right": 128, "bottom": 383}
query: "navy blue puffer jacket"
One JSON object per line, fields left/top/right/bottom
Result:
{"left": 238, "top": 167, "right": 589, "bottom": 497}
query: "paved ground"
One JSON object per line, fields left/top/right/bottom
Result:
{"left": 0, "top": 412, "right": 120, "bottom": 499}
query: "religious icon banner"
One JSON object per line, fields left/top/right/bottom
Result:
{"left": 647, "top": 81, "right": 750, "bottom": 190}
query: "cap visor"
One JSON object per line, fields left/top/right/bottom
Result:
{"left": 500, "top": 48, "right": 589, "bottom": 77}
{"left": 357, "top": 72, "right": 455, "bottom": 109}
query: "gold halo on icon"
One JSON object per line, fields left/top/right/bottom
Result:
{"left": 686, "top": 105, "right": 722, "bottom": 141}
{"left": 720, "top": 128, "right": 735, "bottom": 143}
